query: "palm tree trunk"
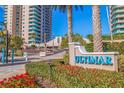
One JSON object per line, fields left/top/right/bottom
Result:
{"left": 92, "top": 5, "right": 103, "bottom": 52}
{"left": 67, "top": 5, "right": 72, "bottom": 43}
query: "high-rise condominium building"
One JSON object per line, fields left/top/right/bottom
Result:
{"left": 4, "top": 5, "right": 23, "bottom": 36}
{"left": 110, "top": 5, "right": 124, "bottom": 34}
{"left": 4, "top": 5, "right": 52, "bottom": 46}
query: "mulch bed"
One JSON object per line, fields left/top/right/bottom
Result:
{"left": 36, "top": 77, "right": 57, "bottom": 88}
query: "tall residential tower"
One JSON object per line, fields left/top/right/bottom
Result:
{"left": 110, "top": 5, "right": 124, "bottom": 34}
{"left": 4, "top": 5, "right": 52, "bottom": 47}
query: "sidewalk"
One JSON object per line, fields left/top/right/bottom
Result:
{"left": 0, "top": 64, "right": 26, "bottom": 80}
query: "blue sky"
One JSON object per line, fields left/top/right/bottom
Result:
{"left": 0, "top": 5, "right": 110, "bottom": 38}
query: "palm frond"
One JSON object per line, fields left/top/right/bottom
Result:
{"left": 52, "top": 5, "right": 83, "bottom": 13}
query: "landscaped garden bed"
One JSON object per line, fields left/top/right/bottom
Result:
{"left": 25, "top": 56, "right": 124, "bottom": 88}
{"left": 0, "top": 73, "right": 38, "bottom": 88}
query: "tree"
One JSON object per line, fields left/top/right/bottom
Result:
{"left": 61, "top": 33, "right": 86, "bottom": 49}
{"left": 92, "top": 5, "right": 103, "bottom": 52}
{"left": 53, "top": 5, "right": 83, "bottom": 43}
{"left": 87, "top": 34, "right": 93, "bottom": 42}
{"left": 10, "top": 35, "right": 24, "bottom": 50}
{"left": 0, "top": 30, "right": 6, "bottom": 49}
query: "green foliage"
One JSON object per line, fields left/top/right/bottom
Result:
{"left": 0, "top": 31, "right": 24, "bottom": 50}
{"left": 87, "top": 34, "right": 93, "bottom": 42}
{"left": 60, "top": 37, "right": 68, "bottom": 49}
{"left": 61, "top": 33, "right": 86, "bottom": 49}
{"left": 85, "top": 43, "right": 93, "bottom": 52}
{"left": 26, "top": 58, "right": 124, "bottom": 88}
{"left": 85, "top": 40, "right": 124, "bottom": 54}
{"left": 63, "top": 54, "right": 69, "bottom": 65}
{"left": 10, "top": 35, "right": 24, "bottom": 50}
{"left": 87, "top": 34, "right": 124, "bottom": 42}
{"left": 102, "top": 35, "right": 111, "bottom": 40}
{"left": 72, "top": 33, "right": 86, "bottom": 45}
{"left": 118, "top": 55, "right": 124, "bottom": 72}
{"left": 113, "top": 34, "right": 124, "bottom": 40}
{"left": 103, "top": 42, "right": 124, "bottom": 54}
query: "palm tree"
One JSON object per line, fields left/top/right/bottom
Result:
{"left": 92, "top": 5, "right": 103, "bottom": 52}
{"left": 53, "top": 5, "right": 83, "bottom": 43}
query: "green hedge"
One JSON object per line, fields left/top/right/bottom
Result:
{"left": 26, "top": 56, "right": 124, "bottom": 88}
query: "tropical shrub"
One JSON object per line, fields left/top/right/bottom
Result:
{"left": 0, "top": 73, "right": 37, "bottom": 88}
{"left": 103, "top": 42, "right": 124, "bottom": 54}
{"left": 85, "top": 43, "right": 93, "bottom": 52}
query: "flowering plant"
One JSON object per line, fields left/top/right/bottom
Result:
{"left": 0, "top": 72, "right": 37, "bottom": 88}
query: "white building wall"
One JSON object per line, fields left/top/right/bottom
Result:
{"left": 21, "top": 5, "right": 30, "bottom": 45}
{"left": 46, "top": 37, "right": 62, "bottom": 47}
{"left": 5, "top": 5, "right": 13, "bottom": 35}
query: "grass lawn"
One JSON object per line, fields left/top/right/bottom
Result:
{"left": 25, "top": 55, "right": 124, "bottom": 88}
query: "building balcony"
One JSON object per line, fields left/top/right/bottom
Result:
{"left": 112, "top": 14, "right": 124, "bottom": 19}
{"left": 29, "top": 16, "right": 41, "bottom": 20}
{"left": 29, "top": 19, "right": 41, "bottom": 25}
{"left": 29, "top": 27, "right": 41, "bottom": 31}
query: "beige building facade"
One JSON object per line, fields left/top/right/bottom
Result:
{"left": 4, "top": 5, "right": 52, "bottom": 47}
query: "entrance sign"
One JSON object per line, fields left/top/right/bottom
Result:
{"left": 75, "top": 55, "right": 113, "bottom": 65}
{"left": 69, "top": 42, "right": 119, "bottom": 72}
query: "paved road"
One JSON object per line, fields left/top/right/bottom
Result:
{"left": 3, "top": 50, "right": 66, "bottom": 63}
{"left": 0, "top": 50, "right": 66, "bottom": 80}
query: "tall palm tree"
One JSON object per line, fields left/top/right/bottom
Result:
{"left": 53, "top": 5, "right": 83, "bottom": 43}
{"left": 92, "top": 5, "right": 103, "bottom": 52}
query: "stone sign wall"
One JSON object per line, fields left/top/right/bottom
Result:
{"left": 69, "top": 42, "right": 119, "bottom": 72}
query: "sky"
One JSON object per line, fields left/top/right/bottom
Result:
{"left": 0, "top": 5, "right": 110, "bottom": 38}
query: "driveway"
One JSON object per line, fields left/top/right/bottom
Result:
{"left": 0, "top": 50, "right": 66, "bottom": 80}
